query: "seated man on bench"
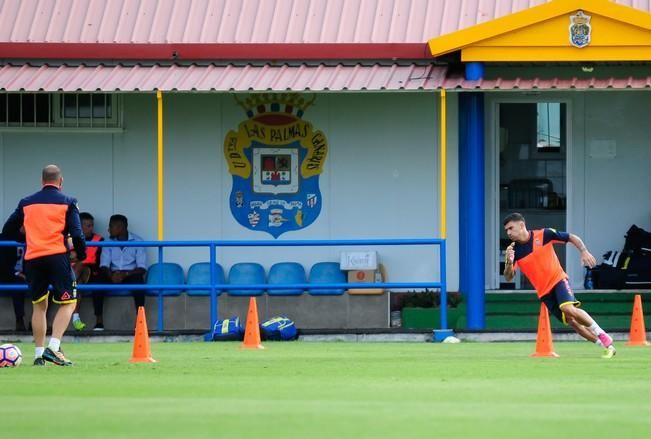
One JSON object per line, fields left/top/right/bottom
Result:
{"left": 0, "top": 227, "right": 27, "bottom": 332}
{"left": 92, "top": 214, "right": 147, "bottom": 330}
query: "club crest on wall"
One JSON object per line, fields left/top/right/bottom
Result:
{"left": 224, "top": 94, "right": 328, "bottom": 238}
{"left": 569, "top": 10, "right": 591, "bottom": 49}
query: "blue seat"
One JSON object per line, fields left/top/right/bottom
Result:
{"left": 145, "top": 262, "right": 185, "bottom": 296}
{"left": 186, "top": 262, "right": 225, "bottom": 296}
{"left": 227, "top": 262, "right": 265, "bottom": 296}
{"left": 308, "top": 262, "right": 346, "bottom": 295}
{"left": 267, "top": 262, "right": 306, "bottom": 296}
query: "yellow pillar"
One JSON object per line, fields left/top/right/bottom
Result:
{"left": 439, "top": 89, "right": 447, "bottom": 239}
{"left": 156, "top": 90, "right": 164, "bottom": 240}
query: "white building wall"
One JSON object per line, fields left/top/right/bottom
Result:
{"left": 486, "top": 91, "right": 651, "bottom": 290}
{"left": 582, "top": 92, "right": 651, "bottom": 262}
{"left": 0, "top": 92, "right": 460, "bottom": 291}
{"left": 566, "top": 91, "right": 651, "bottom": 287}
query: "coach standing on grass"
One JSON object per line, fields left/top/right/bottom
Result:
{"left": 2, "top": 164, "right": 86, "bottom": 367}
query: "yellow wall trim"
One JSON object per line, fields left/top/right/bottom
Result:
{"left": 428, "top": 0, "right": 651, "bottom": 62}
{"left": 462, "top": 46, "right": 651, "bottom": 62}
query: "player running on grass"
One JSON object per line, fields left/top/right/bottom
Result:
{"left": 502, "top": 212, "right": 616, "bottom": 359}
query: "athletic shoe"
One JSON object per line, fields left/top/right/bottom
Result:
{"left": 597, "top": 332, "right": 614, "bottom": 348}
{"left": 33, "top": 357, "right": 46, "bottom": 366}
{"left": 73, "top": 319, "right": 86, "bottom": 331}
{"left": 93, "top": 323, "right": 104, "bottom": 331}
{"left": 602, "top": 345, "right": 617, "bottom": 359}
{"left": 42, "top": 347, "right": 73, "bottom": 366}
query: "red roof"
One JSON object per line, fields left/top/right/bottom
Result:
{"left": 3, "top": 62, "right": 650, "bottom": 92}
{"left": 0, "top": 63, "right": 447, "bottom": 92}
{"left": 0, "top": 0, "right": 548, "bottom": 44}
{"left": 1, "top": 1, "right": 648, "bottom": 44}
{"left": 0, "top": 1, "right": 649, "bottom": 60}
{"left": 2, "top": 1, "right": 651, "bottom": 91}
{"left": 444, "top": 75, "right": 651, "bottom": 90}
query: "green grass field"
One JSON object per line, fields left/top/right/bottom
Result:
{"left": 3, "top": 341, "right": 651, "bottom": 438}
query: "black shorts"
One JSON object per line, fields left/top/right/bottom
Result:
{"left": 24, "top": 253, "right": 77, "bottom": 305}
{"left": 540, "top": 278, "right": 581, "bottom": 325}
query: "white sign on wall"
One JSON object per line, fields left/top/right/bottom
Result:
{"left": 340, "top": 251, "right": 378, "bottom": 270}
{"left": 589, "top": 139, "right": 616, "bottom": 159}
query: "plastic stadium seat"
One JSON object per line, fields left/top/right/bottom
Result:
{"left": 145, "top": 262, "right": 185, "bottom": 296}
{"left": 186, "top": 262, "right": 225, "bottom": 296}
{"left": 227, "top": 262, "right": 265, "bottom": 296}
{"left": 267, "top": 262, "right": 306, "bottom": 296}
{"left": 308, "top": 262, "right": 346, "bottom": 295}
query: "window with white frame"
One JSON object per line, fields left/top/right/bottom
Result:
{"left": 0, "top": 93, "right": 121, "bottom": 128}
{"left": 536, "top": 103, "right": 563, "bottom": 152}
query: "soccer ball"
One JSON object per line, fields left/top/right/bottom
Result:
{"left": 0, "top": 343, "right": 22, "bottom": 367}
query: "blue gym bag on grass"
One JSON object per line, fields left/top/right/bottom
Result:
{"left": 260, "top": 316, "right": 298, "bottom": 341}
{"left": 211, "top": 317, "right": 244, "bottom": 341}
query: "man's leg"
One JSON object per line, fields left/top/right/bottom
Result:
{"left": 92, "top": 270, "right": 110, "bottom": 330}
{"left": 92, "top": 294, "right": 104, "bottom": 329}
{"left": 124, "top": 272, "right": 146, "bottom": 312}
{"left": 550, "top": 279, "right": 615, "bottom": 354}
{"left": 31, "top": 298, "right": 48, "bottom": 365}
{"left": 40, "top": 254, "right": 76, "bottom": 366}
{"left": 41, "top": 301, "right": 75, "bottom": 366}
{"left": 557, "top": 298, "right": 616, "bottom": 360}
{"left": 51, "top": 302, "right": 76, "bottom": 340}
{"left": 562, "top": 304, "right": 615, "bottom": 346}
{"left": 11, "top": 283, "right": 26, "bottom": 331}
{"left": 566, "top": 315, "right": 598, "bottom": 343}
{"left": 24, "top": 259, "right": 48, "bottom": 366}
{"left": 71, "top": 264, "right": 88, "bottom": 330}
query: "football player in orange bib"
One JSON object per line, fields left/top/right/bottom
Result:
{"left": 503, "top": 212, "right": 616, "bottom": 359}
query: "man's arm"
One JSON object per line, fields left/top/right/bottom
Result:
{"left": 2, "top": 204, "right": 23, "bottom": 239}
{"left": 66, "top": 201, "right": 86, "bottom": 261}
{"left": 127, "top": 266, "right": 146, "bottom": 277}
{"left": 135, "top": 244, "right": 147, "bottom": 274}
{"left": 93, "top": 239, "right": 103, "bottom": 271}
{"left": 568, "top": 233, "right": 597, "bottom": 268}
{"left": 99, "top": 244, "right": 113, "bottom": 278}
{"left": 503, "top": 242, "right": 515, "bottom": 282}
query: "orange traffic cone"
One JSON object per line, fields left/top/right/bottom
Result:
{"left": 130, "top": 306, "right": 157, "bottom": 363}
{"left": 626, "top": 294, "right": 650, "bottom": 346}
{"left": 531, "top": 303, "right": 559, "bottom": 358}
{"left": 241, "top": 297, "right": 264, "bottom": 349}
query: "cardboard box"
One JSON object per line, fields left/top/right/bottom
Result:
{"left": 346, "top": 265, "right": 385, "bottom": 295}
{"left": 347, "top": 270, "right": 375, "bottom": 283}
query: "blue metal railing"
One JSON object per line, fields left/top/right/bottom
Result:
{"left": 0, "top": 238, "right": 447, "bottom": 333}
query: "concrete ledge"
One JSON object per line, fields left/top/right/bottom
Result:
{"left": 0, "top": 292, "right": 390, "bottom": 331}
{"left": 1, "top": 330, "right": 641, "bottom": 344}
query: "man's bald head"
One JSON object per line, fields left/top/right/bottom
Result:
{"left": 42, "top": 164, "right": 63, "bottom": 187}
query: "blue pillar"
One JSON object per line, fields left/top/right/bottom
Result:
{"left": 465, "top": 62, "right": 485, "bottom": 80}
{"left": 459, "top": 93, "right": 485, "bottom": 329}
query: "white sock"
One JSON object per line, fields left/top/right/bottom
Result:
{"left": 48, "top": 338, "right": 61, "bottom": 352}
{"left": 595, "top": 339, "right": 603, "bottom": 348}
{"left": 589, "top": 322, "right": 604, "bottom": 336}
{"left": 35, "top": 347, "right": 45, "bottom": 358}
{"left": 72, "top": 313, "right": 80, "bottom": 322}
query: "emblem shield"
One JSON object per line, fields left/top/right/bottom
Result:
{"left": 224, "top": 94, "right": 327, "bottom": 238}
{"left": 569, "top": 10, "right": 591, "bottom": 49}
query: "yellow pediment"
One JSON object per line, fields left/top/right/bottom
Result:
{"left": 428, "top": 0, "right": 651, "bottom": 62}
